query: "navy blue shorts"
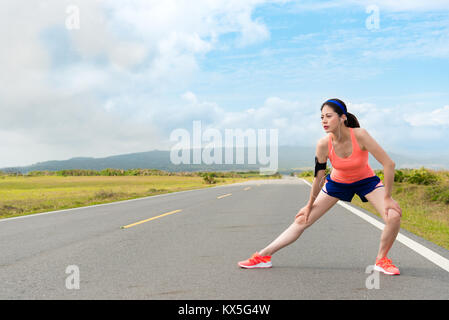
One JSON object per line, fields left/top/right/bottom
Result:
{"left": 322, "top": 174, "right": 384, "bottom": 202}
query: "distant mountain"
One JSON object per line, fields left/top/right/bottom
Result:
{"left": 1, "top": 146, "right": 447, "bottom": 174}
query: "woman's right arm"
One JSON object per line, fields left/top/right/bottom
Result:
{"left": 306, "top": 138, "right": 328, "bottom": 208}
{"left": 306, "top": 170, "right": 327, "bottom": 208}
{"left": 296, "top": 138, "right": 328, "bottom": 222}
{"left": 295, "top": 137, "right": 328, "bottom": 221}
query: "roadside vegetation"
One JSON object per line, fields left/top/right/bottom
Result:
{"left": 298, "top": 167, "right": 449, "bottom": 250}
{"left": 0, "top": 169, "right": 281, "bottom": 220}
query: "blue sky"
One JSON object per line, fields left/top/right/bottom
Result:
{"left": 1, "top": 0, "right": 448, "bottom": 167}
{"left": 197, "top": 4, "right": 449, "bottom": 107}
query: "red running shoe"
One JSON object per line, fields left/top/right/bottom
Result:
{"left": 374, "top": 257, "right": 400, "bottom": 275}
{"left": 238, "top": 252, "right": 272, "bottom": 269}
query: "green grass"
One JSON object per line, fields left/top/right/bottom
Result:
{"left": 299, "top": 169, "right": 449, "bottom": 250}
{"left": 0, "top": 173, "right": 279, "bottom": 220}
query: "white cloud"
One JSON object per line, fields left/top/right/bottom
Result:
{"left": 346, "top": 102, "right": 377, "bottom": 114}
{"left": 404, "top": 105, "right": 449, "bottom": 127}
{"left": 357, "top": 0, "right": 449, "bottom": 12}
{"left": 0, "top": 0, "right": 281, "bottom": 167}
{"left": 292, "top": 0, "right": 449, "bottom": 12}
{"left": 181, "top": 91, "right": 199, "bottom": 104}
{"left": 159, "top": 94, "right": 321, "bottom": 147}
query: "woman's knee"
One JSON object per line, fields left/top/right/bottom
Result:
{"left": 386, "top": 208, "right": 401, "bottom": 224}
{"left": 294, "top": 215, "right": 311, "bottom": 229}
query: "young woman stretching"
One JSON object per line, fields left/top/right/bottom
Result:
{"left": 238, "top": 98, "right": 403, "bottom": 275}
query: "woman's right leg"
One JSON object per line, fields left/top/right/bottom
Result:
{"left": 259, "top": 189, "right": 339, "bottom": 256}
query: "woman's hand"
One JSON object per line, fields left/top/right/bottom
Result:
{"left": 295, "top": 204, "right": 312, "bottom": 223}
{"left": 384, "top": 196, "right": 402, "bottom": 217}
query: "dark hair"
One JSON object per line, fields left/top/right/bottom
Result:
{"left": 320, "top": 98, "right": 360, "bottom": 128}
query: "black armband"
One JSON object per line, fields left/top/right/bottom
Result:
{"left": 314, "top": 156, "right": 327, "bottom": 177}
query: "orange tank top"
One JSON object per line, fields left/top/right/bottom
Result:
{"left": 328, "top": 127, "right": 375, "bottom": 183}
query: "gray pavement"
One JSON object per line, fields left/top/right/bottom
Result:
{"left": 0, "top": 176, "right": 448, "bottom": 299}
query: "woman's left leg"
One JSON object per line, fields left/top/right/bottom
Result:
{"left": 363, "top": 186, "right": 402, "bottom": 260}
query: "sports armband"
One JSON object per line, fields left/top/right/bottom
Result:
{"left": 314, "top": 156, "right": 327, "bottom": 177}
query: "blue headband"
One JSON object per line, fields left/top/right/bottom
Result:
{"left": 326, "top": 99, "right": 347, "bottom": 116}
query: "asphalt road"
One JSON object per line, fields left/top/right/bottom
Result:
{"left": 0, "top": 176, "right": 448, "bottom": 300}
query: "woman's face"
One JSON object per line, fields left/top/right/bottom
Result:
{"left": 321, "top": 105, "right": 342, "bottom": 132}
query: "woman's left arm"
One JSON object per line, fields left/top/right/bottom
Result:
{"left": 357, "top": 128, "right": 402, "bottom": 216}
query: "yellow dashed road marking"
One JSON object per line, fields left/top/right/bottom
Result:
{"left": 217, "top": 193, "right": 232, "bottom": 199}
{"left": 121, "top": 209, "right": 182, "bottom": 229}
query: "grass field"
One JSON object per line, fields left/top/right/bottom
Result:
{"left": 0, "top": 173, "right": 277, "bottom": 220}
{"left": 300, "top": 168, "right": 449, "bottom": 250}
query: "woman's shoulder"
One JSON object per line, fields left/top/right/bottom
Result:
{"left": 317, "top": 134, "right": 330, "bottom": 147}
{"left": 316, "top": 135, "right": 330, "bottom": 158}
{"left": 352, "top": 127, "right": 369, "bottom": 151}
{"left": 352, "top": 127, "right": 367, "bottom": 135}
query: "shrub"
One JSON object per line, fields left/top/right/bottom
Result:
{"left": 201, "top": 173, "right": 216, "bottom": 184}
{"left": 375, "top": 169, "right": 384, "bottom": 181}
{"left": 100, "top": 168, "right": 125, "bottom": 176}
{"left": 298, "top": 170, "right": 313, "bottom": 177}
{"left": 394, "top": 170, "right": 407, "bottom": 182}
{"left": 425, "top": 185, "right": 449, "bottom": 204}
{"left": 56, "top": 169, "right": 97, "bottom": 176}
{"left": 406, "top": 167, "right": 439, "bottom": 185}
{"left": 27, "top": 171, "right": 51, "bottom": 176}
